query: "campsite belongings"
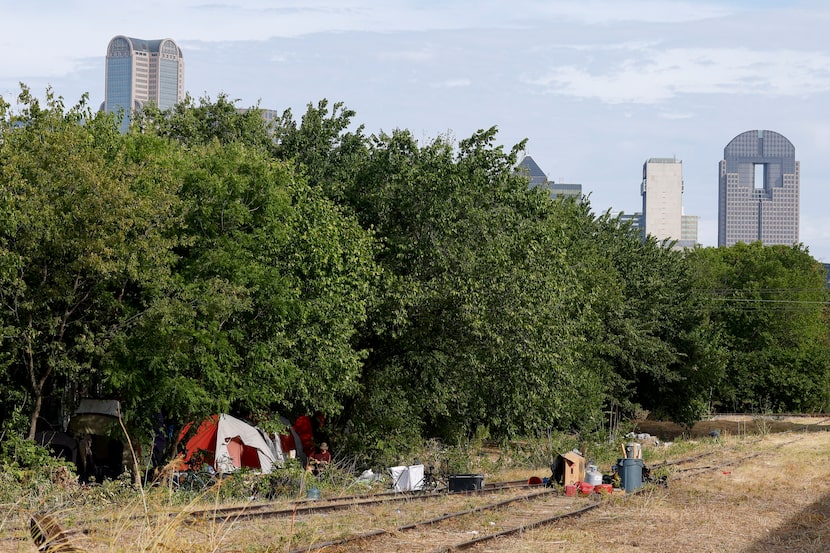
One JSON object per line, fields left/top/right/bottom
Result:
{"left": 278, "top": 412, "right": 327, "bottom": 467}
{"left": 179, "top": 414, "right": 282, "bottom": 475}
{"left": 355, "top": 469, "right": 381, "bottom": 484}
{"left": 615, "top": 441, "right": 645, "bottom": 492}
{"left": 448, "top": 474, "right": 484, "bottom": 492}
{"left": 550, "top": 450, "right": 615, "bottom": 496}
{"left": 389, "top": 464, "right": 426, "bottom": 492}
{"left": 585, "top": 464, "right": 603, "bottom": 486}
{"left": 549, "top": 450, "right": 586, "bottom": 487}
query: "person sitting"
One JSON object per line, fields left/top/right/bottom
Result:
{"left": 307, "top": 442, "right": 331, "bottom": 475}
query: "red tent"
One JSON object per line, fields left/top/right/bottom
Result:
{"left": 179, "top": 414, "right": 280, "bottom": 474}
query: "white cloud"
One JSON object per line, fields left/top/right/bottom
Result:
{"left": 524, "top": 0, "right": 735, "bottom": 25}
{"left": 431, "top": 78, "right": 472, "bottom": 88}
{"left": 0, "top": 0, "right": 744, "bottom": 81}
{"left": 377, "top": 49, "right": 437, "bottom": 63}
{"left": 658, "top": 111, "right": 694, "bottom": 120}
{"left": 527, "top": 47, "right": 830, "bottom": 104}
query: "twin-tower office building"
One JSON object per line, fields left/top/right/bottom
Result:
{"left": 103, "top": 36, "right": 185, "bottom": 131}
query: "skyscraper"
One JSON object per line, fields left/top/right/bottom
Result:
{"left": 516, "top": 155, "right": 582, "bottom": 199}
{"left": 718, "top": 130, "right": 799, "bottom": 247}
{"left": 641, "top": 157, "right": 683, "bottom": 244}
{"left": 103, "top": 36, "right": 185, "bottom": 132}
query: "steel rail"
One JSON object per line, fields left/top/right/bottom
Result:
{"left": 285, "top": 487, "right": 566, "bottom": 553}
{"left": 192, "top": 480, "right": 537, "bottom": 523}
{"left": 433, "top": 501, "right": 602, "bottom": 552}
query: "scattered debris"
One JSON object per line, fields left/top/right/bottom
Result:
{"left": 355, "top": 468, "right": 381, "bottom": 484}
{"left": 626, "top": 432, "right": 661, "bottom": 446}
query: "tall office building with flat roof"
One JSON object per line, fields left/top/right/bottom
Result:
{"left": 718, "top": 130, "right": 799, "bottom": 247}
{"left": 104, "top": 36, "right": 184, "bottom": 132}
{"left": 681, "top": 214, "right": 699, "bottom": 244}
{"left": 641, "top": 157, "right": 683, "bottom": 244}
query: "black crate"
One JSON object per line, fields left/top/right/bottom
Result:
{"left": 448, "top": 474, "right": 484, "bottom": 492}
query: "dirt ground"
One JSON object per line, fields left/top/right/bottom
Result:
{"left": 482, "top": 431, "right": 830, "bottom": 553}
{"left": 635, "top": 414, "right": 830, "bottom": 440}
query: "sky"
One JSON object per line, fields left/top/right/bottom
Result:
{"left": 2, "top": 0, "right": 829, "bottom": 261}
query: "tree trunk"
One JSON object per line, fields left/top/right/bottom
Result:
{"left": 28, "top": 391, "right": 42, "bottom": 440}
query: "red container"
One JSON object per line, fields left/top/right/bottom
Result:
{"left": 578, "top": 483, "right": 594, "bottom": 495}
{"left": 596, "top": 484, "right": 613, "bottom": 495}
{"left": 564, "top": 485, "right": 577, "bottom": 497}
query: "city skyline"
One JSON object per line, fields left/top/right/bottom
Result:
{"left": 1, "top": 1, "right": 828, "bottom": 261}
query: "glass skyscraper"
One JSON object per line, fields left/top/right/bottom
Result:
{"left": 718, "top": 130, "right": 799, "bottom": 247}
{"left": 103, "top": 36, "right": 185, "bottom": 132}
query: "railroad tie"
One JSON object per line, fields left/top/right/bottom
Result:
{"left": 29, "top": 512, "right": 86, "bottom": 552}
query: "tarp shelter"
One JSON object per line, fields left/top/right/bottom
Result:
{"left": 181, "top": 414, "right": 282, "bottom": 474}
{"left": 35, "top": 431, "right": 78, "bottom": 465}
{"left": 277, "top": 413, "right": 325, "bottom": 466}
{"left": 67, "top": 399, "right": 132, "bottom": 482}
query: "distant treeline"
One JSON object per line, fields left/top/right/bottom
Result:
{"left": 1, "top": 87, "right": 827, "bottom": 463}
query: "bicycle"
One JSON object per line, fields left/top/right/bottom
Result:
{"left": 417, "top": 464, "right": 446, "bottom": 493}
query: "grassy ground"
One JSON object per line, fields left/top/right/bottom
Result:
{"left": 4, "top": 423, "right": 828, "bottom": 552}
{"left": 635, "top": 414, "right": 830, "bottom": 440}
{"left": 493, "top": 431, "right": 829, "bottom": 553}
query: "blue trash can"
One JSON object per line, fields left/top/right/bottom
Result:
{"left": 617, "top": 458, "right": 644, "bottom": 492}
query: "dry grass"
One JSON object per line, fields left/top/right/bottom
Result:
{"left": 9, "top": 429, "right": 829, "bottom": 552}
{"left": 636, "top": 415, "right": 830, "bottom": 440}
{"left": 473, "top": 432, "right": 830, "bottom": 553}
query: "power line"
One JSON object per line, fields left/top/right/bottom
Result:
{"left": 709, "top": 298, "right": 830, "bottom": 305}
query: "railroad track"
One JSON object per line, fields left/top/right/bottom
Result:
{"left": 15, "top": 435, "right": 810, "bottom": 552}
{"left": 190, "top": 479, "right": 535, "bottom": 523}
{"left": 281, "top": 487, "right": 601, "bottom": 553}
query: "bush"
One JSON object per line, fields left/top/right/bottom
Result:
{"left": 0, "top": 414, "right": 79, "bottom": 507}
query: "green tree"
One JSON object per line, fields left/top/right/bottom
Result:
{"left": 551, "top": 206, "right": 727, "bottom": 428}
{"left": 689, "top": 242, "right": 830, "bottom": 413}
{"left": 338, "top": 127, "right": 603, "bottom": 450}
{"left": 0, "top": 87, "right": 181, "bottom": 437}
{"left": 106, "top": 140, "right": 378, "bottom": 433}
{"left": 134, "top": 93, "right": 275, "bottom": 152}
{"left": 270, "top": 99, "right": 369, "bottom": 203}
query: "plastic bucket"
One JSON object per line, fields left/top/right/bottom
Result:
{"left": 625, "top": 442, "right": 642, "bottom": 459}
